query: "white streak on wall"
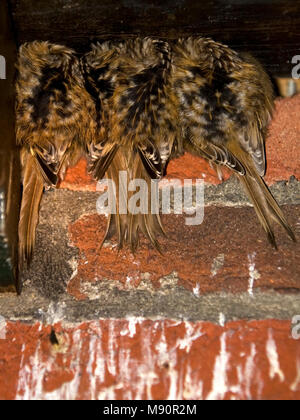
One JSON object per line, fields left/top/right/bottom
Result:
{"left": 154, "top": 321, "right": 179, "bottom": 401}
{"left": 266, "top": 330, "right": 285, "bottom": 383}
{"left": 166, "top": 352, "right": 178, "bottom": 401}
{"left": 244, "top": 343, "right": 257, "bottom": 400}
{"left": 135, "top": 326, "right": 158, "bottom": 400}
{"left": 86, "top": 322, "right": 106, "bottom": 399}
{"left": 107, "top": 320, "right": 117, "bottom": 377}
{"left": 248, "top": 253, "right": 260, "bottom": 297}
{"left": 206, "top": 333, "right": 229, "bottom": 400}
{"left": 176, "top": 322, "right": 203, "bottom": 353}
{"left": 68, "top": 257, "right": 78, "bottom": 281}
{"left": 44, "top": 302, "right": 67, "bottom": 325}
{"left": 46, "top": 329, "right": 83, "bottom": 400}
{"left": 86, "top": 334, "right": 98, "bottom": 400}
{"left": 118, "top": 348, "right": 133, "bottom": 400}
{"left": 16, "top": 330, "right": 83, "bottom": 400}
{"left": 93, "top": 327, "right": 106, "bottom": 386}
{"left": 290, "top": 358, "right": 300, "bottom": 392}
{"left": 193, "top": 283, "right": 200, "bottom": 297}
{"left": 219, "top": 313, "right": 226, "bottom": 327}
{"left": 14, "top": 320, "right": 288, "bottom": 400}
{"left": 211, "top": 254, "right": 225, "bottom": 277}
{"left": 127, "top": 317, "right": 144, "bottom": 338}
{"left": 183, "top": 363, "right": 204, "bottom": 400}
{"left": 231, "top": 343, "right": 257, "bottom": 400}
{"left": 16, "top": 343, "right": 46, "bottom": 400}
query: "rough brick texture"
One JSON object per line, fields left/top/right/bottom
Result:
{"left": 67, "top": 208, "right": 300, "bottom": 301}
{"left": 0, "top": 320, "right": 299, "bottom": 400}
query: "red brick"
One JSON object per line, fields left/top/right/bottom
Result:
{"left": 0, "top": 320, "right": 299, "bottom": 400}
{"left": 265, "top": 94, "right": 300, "bottom": 184}
{"left": 60, "top": 159, "right": 96, "bottom": 192}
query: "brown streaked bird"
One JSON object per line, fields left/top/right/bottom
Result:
{"left": 172, "top": 37, "right": 296, "bottom": 248}
{"left": 16, "top": 41, "right": 96, "bottom": 264}
{"left": 82, "top": 38, "right": 180, "bottom": 252}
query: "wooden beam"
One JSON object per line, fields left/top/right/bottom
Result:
{"left": 9, "top": 0, "right": 300, "bottom": 77}
{"left": 0, "top": 0, "right": 21, "bottom": 293}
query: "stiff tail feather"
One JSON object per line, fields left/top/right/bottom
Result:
{"left": 237, "top": 162, "right": 296, "bottom": 249}
{"left": 18, "top": 153, "right": 44, "bottom": 265}
{"left": 101, "top": 149, "right": 165, "bottom": 252}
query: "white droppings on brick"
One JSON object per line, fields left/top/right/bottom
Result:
{"left": 266, "top": 330, "right": 285, "bottom": 383}
{"left": 256, "top": 371, "right": 264, "bottom": 400}
{"left": 211, "top": 254, "right": 225, "bottom": 277}
{"left": 120, "top": 317, "right": 144, "bottom": 337}
{"left": 107, "top": 320, "right": 117, "bottom": 377}
{"left": 118, "top": 348, "right": 132, "bottom": 391}
{"left": 136, "top": 326, "right": 159, "bottom": 400}
{"left": 248, "top": 253, "right": 260, "bottom": 297}
{"left": 166, "top": 353, "right": 179, "bottom": 401}
{"left": 93, "top": 330, "right": 106, "bottom": 386}
{"left": 12, "top": 320, "right": 298, "bottom": 400}
{"left": 16, "top": 329, "right": 83, "bottom": 400}
{"left": 126, "top": 276, "right": 132, "bottom": 287}
{"left": 176, "top": 322, "right": 203, "bottom": 353}
{"left": 244, "top": 343, "right": 257, "bottom": 400}
{"left": 183, "top": 363, "right": 204, "bottom": 400}
{"left": 127, "top": 317, "right": 144, "bottom": 338}
{"left": 55, "top": 329, "right": 84, "bottom": 400}
{"left": 36, "top": 303, "right": 66, "bottom": 325}
{"left": 193, "top": 283, "right": 200, "bottom": 297}
{"left": 290, "top": 358, "right": 300, "bottom": 392}
{"left": 43, "top": 330, "right": 82, "bottom": 400}
{"left": 154, "top": 322, "right": 179, "bottom": 400}
{"left": 0, "top": 317, "right": 6, "bottom": 340}
{"left": 96, "top": 383, "right": 123, "bottom": 400}
{"left": 15, "top": 344, "right": 31, "bottom": 400}
{"left": 155, "top": 322, "right": 169, "bottom": 365}
{"left": 68, "top": 257, "right": 78, "bottom": 281}
{"left": 83, "top": 322, "right": 110, "bottom": 399}
{"left": 16, "top": 343, "right": 45, "bottom": 400}
{"left": 206, "top": 332, "right": 229, "bottom": 400}
{"left": 43, "top": 301, "right": 67, "bottom": 325}
{"left": 219, "top": 313, "right": 226, "bottom": 327}
{"left": 86, "top": 334, "right": 99, "bottom": 400}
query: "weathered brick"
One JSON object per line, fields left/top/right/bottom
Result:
{"left": 0, "top": 320, "right": 299, "bottom": 400}
{"left": 67, "top": 207, "right": 300, "bottom": 301}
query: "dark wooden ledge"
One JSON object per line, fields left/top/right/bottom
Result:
{"left": 9, "top": 0, "right": 300, "bottom": 77}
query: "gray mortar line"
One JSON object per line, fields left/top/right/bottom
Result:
{"left": 0, "top": 286, "right": 300, "bottom": 324}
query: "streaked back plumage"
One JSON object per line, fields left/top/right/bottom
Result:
{"left": 83, "top": 38, "right": 180, "bottom": 251}
{"left": 172, "top": 37, "right": 295, "bottom": 247}
{"left": 16, "top": 41, "right": 96, "bottom": 263}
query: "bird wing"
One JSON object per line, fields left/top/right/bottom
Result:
{"left": 32, "top": 142, "right": 71, "bottom": 186}
{"left": 137, "top": 140, "right": 162, "bottom": 179}
{"left": 190, "top": 137, "right": 246, "bottom": 176}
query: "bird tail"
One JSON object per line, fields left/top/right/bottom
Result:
{"left": 102, "top": 148, "right": 165, "bottom": 252}
{"left": 236, "top": 157, "right": 296, "bottom": 249}
{"left": 18, "top": 152, "right": 44, "bottom": 265}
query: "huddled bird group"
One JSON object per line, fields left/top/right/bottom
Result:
{"left": 15, "top": 37, "right": 296, "bottom": 268}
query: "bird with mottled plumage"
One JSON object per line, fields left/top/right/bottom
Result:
{"left": 16, "top": 41, "right": 96, "bottom": 264}
{"left": 82, "top": 38, "right": 180, "bottom": 252}
{"left": 172, "top": 37, "right": 296, "bottom": 248}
